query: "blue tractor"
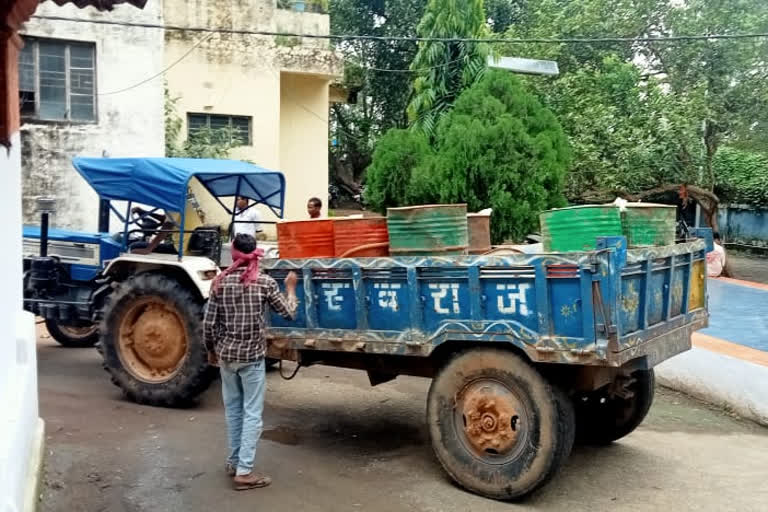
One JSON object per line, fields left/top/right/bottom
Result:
{"left": 23, "top": 157, "right": 285, "bottom": 406}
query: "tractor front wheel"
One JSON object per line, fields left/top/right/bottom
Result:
{"left": 45, "top": 319, "right": 99, "bottom": 348}
{"left": 99, "top": 273, "right": 213, "bottom": 407}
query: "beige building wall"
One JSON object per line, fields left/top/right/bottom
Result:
{"left": 280, "top": 72, "right": 331, "bottom": 221}
{"left": 163, "top": 0, "right": 341, "bottom": 239}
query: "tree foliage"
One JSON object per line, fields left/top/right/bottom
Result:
{"left": 635, "top": 0, "right": 768, "bottom": 192}
{"left": 364, "top": 129, "right": 433, "bottom": 213}
{"left": 505, "top": 0, "right": 768, "bottom": 208}
{"left": 535, "top": 56, "right": 685, "bottom": 201}
{"left": 367, "top": 71, "right": 569, "bottom": 243}
{"left": 423, "top": 71, "right": 569, "bottom": 242}
{"left": 329, "top": 0, "right": 426, "bottom": 186}
{"left": 407, "top": 0, "right": 491, "bottom": 138}
{"left": 714, "top": 147, "right": 768, "bottom": 206}
{"left": 485, "top": 0, "right": 526, "bottom": 34}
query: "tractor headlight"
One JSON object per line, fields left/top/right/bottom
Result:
{"left": 198, "top": 269, "right": 218, "bottom": 281}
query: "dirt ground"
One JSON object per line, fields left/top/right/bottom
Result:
{"left": 726, "top": 250, "right": 768, "bottom": 284}
{"left": 37, "top": 336, "right": 768, "bottom": 512}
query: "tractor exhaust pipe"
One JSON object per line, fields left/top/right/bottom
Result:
{"left": 98, "top": 199, "right": 110, "bottom": 233}
{"left": 37, "top": 197, "right": 56, "bottom": 258}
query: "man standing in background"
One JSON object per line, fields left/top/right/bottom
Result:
{"left": 233, "top": 196, "right": 263, "bottom": 239}
{"left": 307, "top": 197, "right": 323, "bottom": 219}
{"left": 706, "top": 232, "right": 727, "bottom": 278}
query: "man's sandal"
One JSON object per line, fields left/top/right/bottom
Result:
{"left": 233, "top": 473, "right": 272, "bottom": 491}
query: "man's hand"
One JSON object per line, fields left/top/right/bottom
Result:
{"left": 284, "top": 271, "right": 298, "bottom": 295}
{"left": 207, "top": 351, "right": 219, "bottom": 367}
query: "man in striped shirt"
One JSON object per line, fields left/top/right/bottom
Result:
{"left": 203, "top": 233, "right": 298, "bottom": 490}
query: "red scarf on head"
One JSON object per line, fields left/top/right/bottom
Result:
{"left": 212, "top": 247, "right": 265, "bottom": 294}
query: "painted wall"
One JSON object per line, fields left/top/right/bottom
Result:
{"left": 0, "top": 132, "right": 40, "bottom": 512}
{"left": 717, "top": 205, "right": 768, "bottom": 247}
{"left": 280, "top": 72, "right": 330, "bottom": 221}
{"left": 20, "top": 1, "right": 164, "bottom": 232}
{"left": 164, "top": 0, "right": 340, "bottom": 237}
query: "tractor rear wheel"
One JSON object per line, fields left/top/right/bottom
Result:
{"left": 99, "top": 273, "right": 213, "bottom": 407}
{"left": 45, "top": 319, "right": 99, "bottom": 348}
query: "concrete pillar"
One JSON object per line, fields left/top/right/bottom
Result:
{"left": 0, "top": 10, "right": 45, "bottom": 511}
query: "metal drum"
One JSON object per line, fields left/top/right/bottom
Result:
{"left": 333, "top": 217, "right": 389, "bottom": 257}
{"left": 387, "top": 204, "right": 468, "bottom": 256}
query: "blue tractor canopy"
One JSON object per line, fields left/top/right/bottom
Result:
{"left": 72, "top": 157, "right": 286, "bottom": 257}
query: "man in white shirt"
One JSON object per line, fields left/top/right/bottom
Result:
{"left": 706, "top": 232, "right": 727, "bottom": 278}
{"left": 233, "top": 196, "right": 263, "bottom": 239}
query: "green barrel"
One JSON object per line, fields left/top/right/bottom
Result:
{"left": 622, "top": 204, "right": 676, "bottom": 247}
{"left": 387, "top": 204, "right": 468, "bottom": 256}
{"left": 540, "top": 205, "right": 623, "bottom": 252}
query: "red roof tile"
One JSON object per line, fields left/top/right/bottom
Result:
{"left": 47, "top": 0, "right": 147, "bottom": 11}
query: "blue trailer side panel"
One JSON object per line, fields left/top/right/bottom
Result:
{"left": 262, "top": 239, "right": 709, "bottom": 368}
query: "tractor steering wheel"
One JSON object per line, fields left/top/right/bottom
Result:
{"left": 130, "top": 207, "right": 162, "bottom": 232}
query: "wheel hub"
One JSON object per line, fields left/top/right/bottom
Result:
{"left": 118, "top": 299, "right": 187, "bottom": 382}
{"left": 459, "top": 381, "right": 525, "bottom": 459}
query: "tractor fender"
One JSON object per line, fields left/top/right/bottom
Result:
{"left": 102, "top": 254, "right": 218, "bottom": 299}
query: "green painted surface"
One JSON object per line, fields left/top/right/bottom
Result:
{"left": 622, "top": 205, "right": 676, "bottom": 247}
{"left": 541, "top": 204, "right": 676, "bottom": 252}
{"left": 540, "top": 205, "right": 623, "bottom": 252}
{"left": 387, "top": 204, "right": 468, "bottom": 255}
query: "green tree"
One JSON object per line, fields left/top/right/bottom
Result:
{"left": 504, "top": 0, "right": 666, "bottom": 74}
{"left": 414, "top": 71, "right": 570, "bottom": 242}
{"left": 485, "top": 0, "right": 526, "bottom": 34}
{"left": 714, "top": 147, "right": 768, "bottom": 206}
{"left": 534, "top": 56, "right": 682, "bottom": 201}
{"left": 329, "top": 0, "right": 426, "bottom": 187}
{"left": 407, "top": 0, "right": 491, "bottom": 137}
{"left": 503, "top": 0, "right": 768, "bottom": 229}
{"left": 364, "top": 128, "right": 433, "bottom": 213}
{"left": 636, "top": 0, "right": 768, "bottom": 193}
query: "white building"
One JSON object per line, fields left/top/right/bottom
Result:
{"left": 20, "top": 0, "right": 164, "bottom": 231}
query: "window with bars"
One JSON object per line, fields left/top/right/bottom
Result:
{"left": 187, "top": 113, "right": 252, "bottom": 146}
{"left": 19, "top": 37, "right": 97, "bottom": 122}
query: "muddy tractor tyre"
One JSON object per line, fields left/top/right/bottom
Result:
{"left": 45, "top": 319, "right": 99, "bottom": 348}
{"left": 427, "top": 348, "right": 575, "bottom": 501}
{"left": 98, "top": 273, "right": 213, "bottom": 407}
{"left": 574, "top": 369, "right": 655, "bottom": 445}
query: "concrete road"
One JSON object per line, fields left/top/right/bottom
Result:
{"left": 37, "top": 337, "right": 768, "bottom": 512}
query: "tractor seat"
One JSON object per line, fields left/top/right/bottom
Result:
{"left": 187, "top": 225, "right": 222, "bottom": 261}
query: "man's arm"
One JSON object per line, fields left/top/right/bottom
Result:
{"left": 266, "top": 272, "right": 298, "bottom": 320}
{"left": 131, "top": 220, "right": 174, "bottom": 255}
{"left": 203, "top": 291, "right": 222, "bottom": 356}
{"left": 132, "top": 206, "right": 167, "bottom": 224}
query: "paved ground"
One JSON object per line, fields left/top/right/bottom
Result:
{"left": 37, "top": 337, "right": 768, "bottom": 512}
{"left": 703, "top": 279, "right": 768, "bottom": 352}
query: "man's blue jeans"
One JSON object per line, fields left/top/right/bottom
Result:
{"left": 220, "top": 359, "right": 266, "bottom": 476}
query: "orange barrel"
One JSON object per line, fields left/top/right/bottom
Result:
{"left": 333, "top": 216, "right": 389, "bottom": 257}
{"left": 277, "top": 219, "right": 335, "bottom": 258}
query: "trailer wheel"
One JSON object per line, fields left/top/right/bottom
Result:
{"left": 98, "top": 273, "right": 213, "bottom": 407}
{"left": 574, "top": 369, "right": 655, "bottom": 444}
{"left": 45, "top": 319, "right": 99, "bottom": 348}
{"left": 427, "top": 348, "right": 575, "bottom": 500}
